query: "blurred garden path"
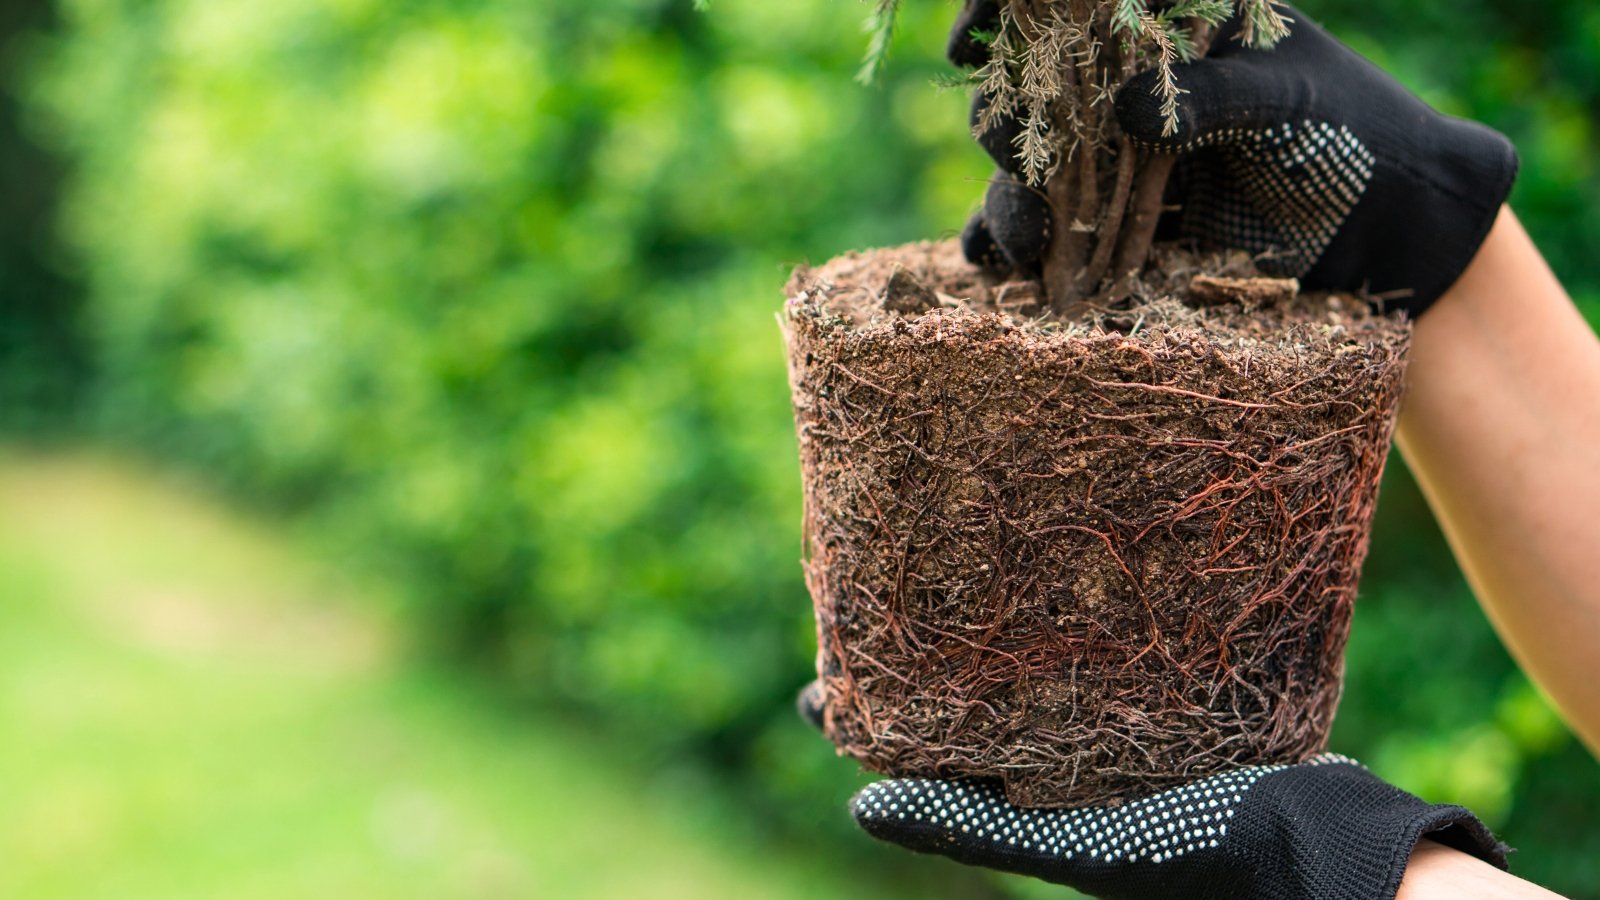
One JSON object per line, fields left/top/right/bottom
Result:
{"left": 0, "top": 450, "right": 885, "bottom": 900}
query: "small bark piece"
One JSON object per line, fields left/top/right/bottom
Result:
{"left": 1189, "top": 274, "right": 1300, "bottom": 310}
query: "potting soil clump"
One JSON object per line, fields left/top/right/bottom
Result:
{"left": 785, "top": 240, "right": 1410, "bottom": 808}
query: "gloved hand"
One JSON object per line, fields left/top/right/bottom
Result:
{"left": 799, "top": 682, "right": 1510, "bottom": 899}
{"left": 951, "top": 2, "right": 1519, "bottom": 317}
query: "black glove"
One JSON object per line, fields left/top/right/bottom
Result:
{"left": 948, "top": 1, "right": 1056, "bottom": 280}
{"left": 946, "top": 0, "right": 1000, "bottom": 69}
{"left": 965, "top": 175, "right": 1049, "bottom": 278}
{"left": 800, "top": 683, "right": 1510, "bottom": 899}
{"left": 953, "top": 3, "right": 1519, "bottom": 317}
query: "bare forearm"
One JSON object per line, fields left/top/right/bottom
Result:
{"left": 1396, "top": 206, "right": 1600, "bottom": 752}
{"left": 1398, "top": 841, "right": 1565, "bottom": 899}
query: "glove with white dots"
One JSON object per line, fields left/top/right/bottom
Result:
{"left": 799, "top": 683, "right": 1509, "bottom": 899}
{"left": 950, "top": 2, "right": 1519, "bottom": 317}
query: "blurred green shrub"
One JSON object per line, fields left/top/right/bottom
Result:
{"left": 17, "top": 0, "right": 1600, "bottom": 892}
{"left": 22, "top": 0, "right": 988, "bottom": 855}
{"left": 0, "top": 2, "right": 81, "bottom": 427}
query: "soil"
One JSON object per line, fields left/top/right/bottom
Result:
{"left": 784, "top": 240, "right": 1411, "bottom": 808}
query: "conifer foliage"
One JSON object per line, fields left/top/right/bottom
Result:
{"left": 864, "top": 0, "right": 1290, "bottom": 315}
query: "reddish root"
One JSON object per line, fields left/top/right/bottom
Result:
{"left": 785, "top": 242, "right": 1410, "bottom": 808}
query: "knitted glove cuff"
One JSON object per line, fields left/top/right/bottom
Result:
{"left": 1311, "top": 115, "right": 1519, "bottom": 316}
{"left": 1228, "top": 758, "right": 1511, "bottom": 899}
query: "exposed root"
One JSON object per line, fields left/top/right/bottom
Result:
{"left": 784, "top": 240, "right": 1410, "bottom": 807}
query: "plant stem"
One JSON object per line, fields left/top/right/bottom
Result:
{"left": 1084, "top": 136, "right": 1138, "bottom": 289}
{"left": 1111, "top": 153, "right": 1177, "bottom": 283}
{"left": 1035, "top": 16, "right": 1218, "bottom": 314}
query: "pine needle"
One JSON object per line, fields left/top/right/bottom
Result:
{"left": 857, "top": 0, "right": 902, "bottom": 85}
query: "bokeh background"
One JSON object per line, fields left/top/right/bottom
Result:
{"left": 2, "top": 0, "right": 1598, "bottom": 896}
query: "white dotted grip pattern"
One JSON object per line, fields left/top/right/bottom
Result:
{"left": 854, "top": 753, "right": 1358, "bottom": 866}
{"left": 1171, "top": 121, "right": 1375, "bottom": 277}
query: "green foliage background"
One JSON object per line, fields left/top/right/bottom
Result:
{"left": 5, "top": 0, "right": 1600, "bottom": 893}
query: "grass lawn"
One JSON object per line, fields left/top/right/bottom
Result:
{"left": 0, "top": 449, "right": 943, "bottom": 899}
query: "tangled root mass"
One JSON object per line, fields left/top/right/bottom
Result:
{"left": 785, "top": 240, "right": 1410, "bottom": 807}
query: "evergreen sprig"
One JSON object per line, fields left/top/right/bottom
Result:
{"left": 852, "top": 0, "right": 1290, "bottom": 170}
{"left": 857, "top": 0, "right": 901, "bottom": 85}
{"left": 839, "top": 0, "right": 1294, "bottom": 311}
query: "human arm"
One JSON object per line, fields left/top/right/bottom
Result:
{"left": 1396, "top": 207, "right": 1600, "bottom": 754}
{"left": 1397, "top": 840, "right": 1564, "bottom": 900}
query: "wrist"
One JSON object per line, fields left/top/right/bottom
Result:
{"left": 1399, "top": 840, "right": 1566, "bottom": 899}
